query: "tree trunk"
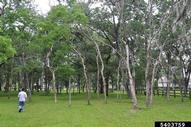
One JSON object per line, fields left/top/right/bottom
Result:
{"left": 96, "top": 54, "right": 100, "bottom": 96}
{"left": 82, "top": 60, "right": 91, "bottom": 105}
{"left": 68, "top": 78, "right": 71, "bottom": 107}
{"left": 94, "top": 41, "right": 107, "bottom": 104}
{"left": 145, "top": 0, "right": 154, "bottom": 108}
{"left": 145, "top": 77, "right": 152, "bottom": 107}
{"left": 44, "top": 45, "right": 53, "bottom": 94}
{"left": 5, "top": 71, "right": 10, "bottom": 99}
{"left": 180, "top": 80, "right": 184, "bottom": 102}
{"left": 184, "top": 71, "right": 190, "bottom": 96}
{"left": 74, "top": 48, "right": 91, "bottom": 105}
{"left": 5, "top": 72, "right": 9, "bottom": 93}
{"left": 18, "top": 71, "right": 22, "bottom": 91}
{"left": 145, "top": 45, "right": 153, "bottom": 107}
{"left": 180, "top": 71, "right": 184, "bottom": 102}
{"left": 166, "top": 72, "right": 170, "bottom": 101}
{"left": 51, "top": 69, "right": 57, "bottom": 103}
{"left": 66, "top": 85, "right": 69, "bottom": 94}
{"left": 105, "top": 75, "right": 109, "bottom": 96}
{"left": 116, "top": 62, "right": 120, "bottom": 101}
{"left": 125, "top": 43, "right": 138, "bottom": 109}
{"left": 26, "top": 72, "right": 32, "bottom": 102}
{"left": 77, "top": 75, "right": 81, "bottom": 94}
{"left": 21, "top": 52, "right": 32, "bottom": 102}
{"left": 174, "top": 73, "right": 184, "bottom": 102}
{"left": 99, "top": 77, "right": 103, "bottom": 94}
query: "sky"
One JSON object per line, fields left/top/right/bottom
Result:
{"left": 33, "top": 0, "right": 104, "bottom": 15}
{"left": 32, "top": 0, "right": 115, "bottom": 15}
{"left": 33, "top": 0, "right": 148, "bottom": 15}
{"left": 33, "top": 0, "right": 59, "bottom": 15}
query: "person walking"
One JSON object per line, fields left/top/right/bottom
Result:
{"left": 18, "top": 88, "right": 27, "bottom": 112}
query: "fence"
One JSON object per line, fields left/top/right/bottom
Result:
{"left": 136, "top": 87, "right": 191, "bottom": 99}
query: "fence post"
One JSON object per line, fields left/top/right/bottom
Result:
{"left": 162, "top": 87, "right": 164, "bottom": 96}
{"left": 173, "top": 88, "right": 176, "bottom": 98}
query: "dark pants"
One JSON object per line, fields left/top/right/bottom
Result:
{"left": 18, "top": 101, "right": 25, "bottom": 112}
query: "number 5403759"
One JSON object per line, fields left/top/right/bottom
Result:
{"left": 160, "top": 122, "right": 185, "bottom": 127}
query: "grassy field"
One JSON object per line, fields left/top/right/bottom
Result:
{"left": 0, "top": 93, "right": 191, "bottom": 127}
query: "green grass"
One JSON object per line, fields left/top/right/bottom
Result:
{"left": 0, "top": 93, "right": 191, "bottom": 127}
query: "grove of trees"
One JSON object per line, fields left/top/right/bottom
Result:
{"left": 0, "top": 0, "right": 190, "bottom": 109}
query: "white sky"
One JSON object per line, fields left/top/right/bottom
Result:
{"left": 33, "top": 0, "right": 103, "bottom": 15}
{"left": 33, "top": 0, "right": 59, "bottom": 15}
{"left": 33, "top": 0, "right": 148, "bottom": 15}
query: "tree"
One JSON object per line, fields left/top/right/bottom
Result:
{"left": 0, "top": 36, "right": 15, "bottom": 63}
{"left": 33, "top": 2, "right": 88, "bottom": 103}
{"left": 0, "top": 1, "right": 33, "bottom": 98}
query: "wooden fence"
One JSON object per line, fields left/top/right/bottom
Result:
{"left": 135, "top": 87, "right": 191, "bottom": 99}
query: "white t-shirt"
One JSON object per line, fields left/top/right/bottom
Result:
{"left": 18, "top": 91, "right": 27, "bottom": 102}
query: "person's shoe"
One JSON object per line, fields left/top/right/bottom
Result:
{"left": 19, "top": 108, "right": 22, "bottom": 112}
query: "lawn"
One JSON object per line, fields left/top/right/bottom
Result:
{"left": 0, "top": 93, "right": 191, "bottom": 127}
